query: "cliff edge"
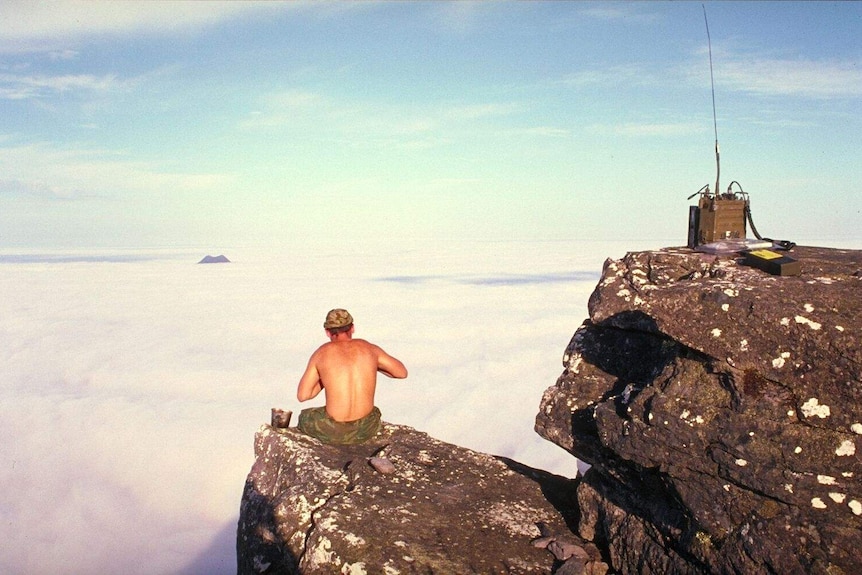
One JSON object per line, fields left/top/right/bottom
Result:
{"left": 236, "top": 423, "right": 597, "bottom": 574}
{"left": 536, "top": 246, "right": 861, "bottom": 574}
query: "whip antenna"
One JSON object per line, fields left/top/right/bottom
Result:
{"left": 703, "top": 4, "right": 719, "bottom": 196}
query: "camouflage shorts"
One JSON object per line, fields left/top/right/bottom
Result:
{"left": 297, "top": 406, "right": 382, "bottom": 445}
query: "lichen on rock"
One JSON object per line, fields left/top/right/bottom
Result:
{"left": 536, "top": 246, "right": 862, "bottom": 575}
{"left": 237, "top": 423, "right": 586, "bottom": 574}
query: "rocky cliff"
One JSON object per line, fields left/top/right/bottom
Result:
{"left": 236, "top": 423, "right": 604, "bottom": 574}
{"left": 536, "top": 246, "right": 861, "bottom": 574}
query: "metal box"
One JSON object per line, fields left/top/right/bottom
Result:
{"left": 695, "top": 195, "right": 747, "bottom": 245}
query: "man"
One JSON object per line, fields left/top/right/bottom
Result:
{"left": 296, "top": 308, "right": 408, "bottom": 445}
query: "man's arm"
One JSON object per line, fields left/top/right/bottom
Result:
{"left": 376, "top": 347, "right": 408, "bottom": 379}
{"left": 296, "top": 350, "right": 324, "bottom": 402}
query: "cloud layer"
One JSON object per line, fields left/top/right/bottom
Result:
{"left": 0, "top": 238, "right": 623, "bottom": 574}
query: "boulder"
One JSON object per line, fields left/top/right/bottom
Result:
{"left": 536, "top": 246, "right": 862, "bottom": 575}
{"left": 237, "top": 423, "right": 589, "bottom": 574}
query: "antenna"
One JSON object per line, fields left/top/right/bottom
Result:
{"left": 703, "top": 4, "right": 719, "bottom": 196}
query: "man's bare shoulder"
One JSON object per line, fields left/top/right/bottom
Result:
{"left": 314, "top": 338, "right": 376, "bottom": 355}
{"left": 349, "top": 338, "right": 385, "bottom": 352}
{"left": 312, "top": 341, "right": 333, "bottom": 353}
{"left": 309, "top": 341, "right": 336, "bottom": 359}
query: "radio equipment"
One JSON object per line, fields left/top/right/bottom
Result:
{"left": 686, "top": 6, "right": 795, "bottom": 268}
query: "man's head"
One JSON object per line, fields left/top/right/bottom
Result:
{"left": 323, "top": 308, "right": 354, "bottom": 335}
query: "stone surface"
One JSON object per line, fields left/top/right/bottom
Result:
{"left": 237, "top": 423, "right": 584, "bottom": 574}
{"left": 536, "top": 246, "right": 862, "bottom": 575}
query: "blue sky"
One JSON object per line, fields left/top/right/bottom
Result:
{"left": 1, "top": 1, "right": 860, "bottom": 248}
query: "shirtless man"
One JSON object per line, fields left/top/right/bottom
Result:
{"left": 296, "top": 308, "right": 408, "bottom": 444}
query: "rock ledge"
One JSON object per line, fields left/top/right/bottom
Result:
{"left": 237, "top": 423, "right": 595, "bottom": 574}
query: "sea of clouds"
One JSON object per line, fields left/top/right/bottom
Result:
{"left": 0, "top": 238, "right": 669, "bottom": 574}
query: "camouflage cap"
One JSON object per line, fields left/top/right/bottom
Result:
{"left": 323, "top": 308, "right": 353, "bottom": 330}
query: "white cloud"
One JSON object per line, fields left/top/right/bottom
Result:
{"left": 0, "top": 72, "right": 121, "bottom": 100}
{"left": 445, "top": 102, "right": 521, "bottom": 121}
{"left": 588, "top": 121, "right": 705, "bottom": 138}
{"left": 519, "top": 126, "right": 570, "bottom": 138}
{"left": 262, "top": 89, "right": 324, "bottom": 110}
{"left": 579, "top": 4, "right": 659, "bottom": 24}
{"left": 686, "top": 45, "right": 862, "bottom": 100}
{"left": 0, "top": 1, "right": 285, "bottom": 53}
{"left": 562, "top": 64, "right": 649, "bottom": 89}
{"left": 565, "top": 49, "right": 862, "bottom": 101}
{"left": 718, "top": 57, "right": 862, "bottom": 99}
{"left": 431, "top": 2, "right": 490, "bottom": 35}
{"left": 240, "top": 88, "right": 525, "bottom": 153}
{"left": 0, "top": 142, "right": 234, "bottom": 199}
{"left": 0, "top": 177, "right": 79, "bottom": 199}
{"left": 48, "top": 49, "right": 79, "bottom": 61}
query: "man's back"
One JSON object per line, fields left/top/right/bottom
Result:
{"left": 297, "top": 322, "right": 407, "bottom": 423}
{"left": 313, "top": 338, "right": 380, "bottom": 422}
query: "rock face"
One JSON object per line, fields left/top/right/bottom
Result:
{"left": 237, "top": 423, "right": 588, "bottom": 574}
{"left": 536, "top": 246, "right": 862, "bottom": 575}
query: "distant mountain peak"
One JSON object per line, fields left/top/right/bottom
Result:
{"left": 198, "top": 254, "right": 230, "bottom": 264}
